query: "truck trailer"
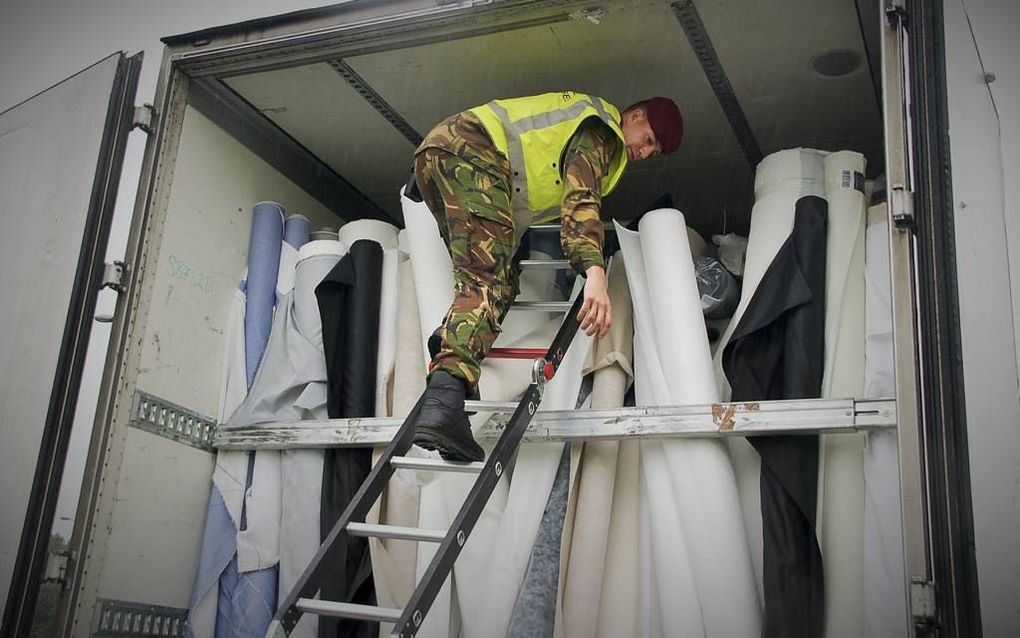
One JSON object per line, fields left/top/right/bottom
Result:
{"left": 1, "top": 0, "right": 1017, "bottom": 636}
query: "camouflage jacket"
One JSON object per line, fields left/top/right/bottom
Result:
{"left": 416, "top": 111, "right": 620, "bottom": 274}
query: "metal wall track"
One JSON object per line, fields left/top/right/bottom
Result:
{"left": 93, "top": 599, "right": 187, "bottom": 637}
{"left": 672, "top": 0, "right": 764, "bottom": 167}
{"left": 328, "top": 58, "right": 423, "bottom": 147}
{"left": 128, "top": 390, "right": 217, "bottom": 452}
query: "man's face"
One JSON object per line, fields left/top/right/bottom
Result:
{"left": 620, "top": 108, "right": 662, "bottom": 161}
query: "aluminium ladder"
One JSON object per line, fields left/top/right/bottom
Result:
{"left": 270, "top": 231, "right": 600, "bottom": 637}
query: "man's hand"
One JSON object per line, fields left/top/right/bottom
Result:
{"left": 578, "top": 265, "right": 612, "bottom": 338}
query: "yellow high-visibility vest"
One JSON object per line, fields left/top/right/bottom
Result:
{"left": 470, "top": 92, "right": 628, "bottom": 238}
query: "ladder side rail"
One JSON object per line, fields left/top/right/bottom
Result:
{"left": 542, "top": 284, "right": 585, "bottom": 372}
{"left": 276, "top": 394, "right": 425, "bottom": 633}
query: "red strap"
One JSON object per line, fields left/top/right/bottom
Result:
{"left": 487, "top": 347, "right": 548, "bottom": 360}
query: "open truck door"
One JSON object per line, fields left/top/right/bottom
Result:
{"left": 0, "top": 51, "right": 142, "bottom": 636}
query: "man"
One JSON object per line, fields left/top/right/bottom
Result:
{"left": 411, "top": 91, "right": 684, "bottom": 461}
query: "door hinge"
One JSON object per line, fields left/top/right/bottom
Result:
{"left": 132, "top": 103, "right": 156, "bottom": 134}
{"left": 890, "top": 183, "right": 915, "bottom": 228}
{"left": 43, "top": 549, "right": 75, "bottom": 585}
{"left": 886, "top": 0, "right": 907, "bottom": 22}
{"left": 910, "top": 579, "right": 937, "bottom": 626}
{"left": 102, "top": 260, "right": 127, "bottom": 293}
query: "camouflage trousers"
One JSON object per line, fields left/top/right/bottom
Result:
{"left": 413, "top": 148, "right": 521, "bottom": 394}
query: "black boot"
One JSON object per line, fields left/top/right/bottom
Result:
{"left": 413, "top": 370, "right": 485, "bottom": 462}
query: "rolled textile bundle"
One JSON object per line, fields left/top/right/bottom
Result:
{"left": 821, "top": 151, "right": 867, "bottom": 398}
{"left": 401, "top": 188, "right": 454, "bottom": 365}
{"left": 818, "top": 151, "right": 867, "bottom": 638}
{"left": 245, "top": 201, "right": 285, "bottom": 387}
{"left": 337, "top": 218, "right": 400, "bottom": 251}
{"left": 278, "top": 239, "right": 345, "bottom": 638}
{"left": 560, "top": 254, "right": 634, "bottom": 638}
{"left": 713, "top": 148, "right": 827, "bottom": 607}
{"left": 620, "top": 210, "right": 761, "bottom": 637}
{"left": 276, "top": 214, "right": 311, "bottom": 304}
{"left": 862, "top": 204, "right": 908, "bottom": 637}
{"left": 714, "top": 149, "right": 827, "bottom": 398}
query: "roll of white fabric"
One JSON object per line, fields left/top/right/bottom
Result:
{"left": 711, "top": 148, "right": 827, "bottom": 600}
{"left": 376, "top": 248, "right": 401, "bottom": 417}
{"left": 863, "top": 204, "right": 908, "bottom": 637}
{"left": 620, "top": 210, "right": 761, "bottom": 637}
{"left": 594, "top": 437, "right": 641, "bottom": 638}
{"left": 617, "top": 228, "right": 699, "bottom": 638}
{"left": 822, "top": 150, "right": 867, "bottom": 397}
{"left": 337, "top": 218, "right": 400, "bottom": 251}
{"left": 401, "top": 189, "right": 454, "bottom": 365}
{"left": 562, "top": 255, "right": 634, "bottom": 638}
{"left": 714, "top": 148, "right": 827, "bottom": 398}
{"left": 819, "top": 151, "right": 868, "bottom": 638}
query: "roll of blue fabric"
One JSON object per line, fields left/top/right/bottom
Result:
{"left": 245, "top": 201, "right": 285, "bottom": 388}
{"left": 284, "top": 214, "right": 311, "bottom": 250}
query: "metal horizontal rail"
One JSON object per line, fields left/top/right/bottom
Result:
{"left": 214, "top": 399, "right": 897, "bottom": 450}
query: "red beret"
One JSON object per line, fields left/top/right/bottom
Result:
{"left": 645, "top": 97, "right": 684, "bottom": 155}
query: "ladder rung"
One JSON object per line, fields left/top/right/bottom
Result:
{"left": 512, "top": 300, "right": 573, "bottom": 311}
{"left": 295, "top": 599, "right": 402, "bottom": 623}
{"left": 392, "top": 456, "right": 485, "bottom": 473}
{"left": 346, "top": 522, "right": 447, "bottom": 542}
{"left": 520, "top": 259, "right": 570, "bottom": 270}
{"left": 465, "top": 400, "right": 519, "bottom": 412}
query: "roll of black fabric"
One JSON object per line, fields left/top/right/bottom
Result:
{"left": 315, "top": 239, "right": 383, "bottom": 638}
{"left": 722, "top": 196, "right": 828, "bottom": 638}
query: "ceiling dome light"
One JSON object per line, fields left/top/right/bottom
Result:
{"left": 811, "top": 49, "right": 862, "bottom": 77}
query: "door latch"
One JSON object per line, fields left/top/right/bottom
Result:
{"left": 44, "top": 548, "right": 75, "bottom": 585}
{"left": 910, "top": 579, "right": 936, "bottom": 627}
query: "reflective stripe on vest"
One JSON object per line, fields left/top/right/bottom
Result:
{"left": 470, "top": 93, "right": 627, "bottom": 241}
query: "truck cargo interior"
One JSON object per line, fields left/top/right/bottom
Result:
{"left": 53, "top": 0, "right": 910, "bottom": 635}
{"left": 180, "top": 0, "right": 885, "bottom": 235}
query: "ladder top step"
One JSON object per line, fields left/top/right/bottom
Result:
{"left": 519, "top": 259, "right": 570, "bottom": 269}
{"left": 465, "top": 399, "right": 519, "bottom": 412}
{"left": 347, "top": 522, "right": 446, "bottom": 543}
{"left": 392, "top": 456, "right": 485, "bottom": 473}
{"left": 295, "top": 599, "right": 402, "bottom": 623}
{"left": 512, "top": 300, "right": 573, "bottom": 311}
{"left": 529, "top": 223, "right": 615, "bottom": 232}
